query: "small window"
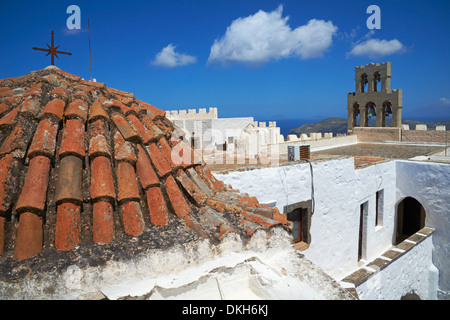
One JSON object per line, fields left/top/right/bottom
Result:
{"left": 228, "top": 136, "right": 234, "bottom": 144}
{"left": 376, "top": 190, "right": 384, "bottom": 227}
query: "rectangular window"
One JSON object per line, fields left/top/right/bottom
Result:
{"left": 376, "top": 190, "right": 384, "bottom": 227}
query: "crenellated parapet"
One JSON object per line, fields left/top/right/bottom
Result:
{"left": 166, "top": 107, "right": 218, "bottom": 120}
{"left": 286, "top": 132, "right": 334, "bottom": 142}
{"left": 251, "top": 121, "right": 277, "bottom": 128}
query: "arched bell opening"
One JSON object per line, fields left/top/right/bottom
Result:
{"left": 374, "top": 71, "right": 381, "bottom": 92}
{"left": 395, "top": 197, "right": 426, "bottom": 245}
{"left": 361, "top": 73, "right": 368, "bottom": 93}
{"left": 382, "top": 100, "right": 393, "bottom": 127}
{"left": 353, "top": 103, "right": 360, "bottom": 127}
{"left": 365, "top": 102, "right": 376, "bottom": 126}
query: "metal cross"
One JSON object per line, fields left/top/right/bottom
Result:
{"left": 33, "top": 31, "right": 72, "bottom": 66}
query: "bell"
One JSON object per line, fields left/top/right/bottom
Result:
{"left": 384, "top": 106, "right": 392, "bottom": 116}
{"left": 368, "top": 108, "right": 376, "bottom": 118}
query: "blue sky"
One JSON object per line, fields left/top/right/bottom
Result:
{"left": 1, "top": 0, "right": 449, "bottom": 122}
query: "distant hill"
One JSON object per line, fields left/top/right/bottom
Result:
{"left": 289, "top": 117, "right": 347, "bottom": 136}
{"left": 289, "top": 117, "right": 450, "bottom": 137}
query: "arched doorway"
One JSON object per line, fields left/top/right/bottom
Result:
{"left": 395, "top": 197, "right": 426, "bottom": 244}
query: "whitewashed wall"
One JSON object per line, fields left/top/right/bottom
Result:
{"left": 356, "top": 236, "right": 438, "bottom": 300}
{"left": 215, "top": 163, "right": 312, "bottom": 212}
{"left": 216, "top": 159, "right": 405, "bottom": 281}
{"left": 395, "top": 160, "right": 450, "bottom": 299}
{"left": 353, "top": 161, "right": 397, "bottom": 263}
{"left": 216, "top": 159, "right": 370, "bottom": 279}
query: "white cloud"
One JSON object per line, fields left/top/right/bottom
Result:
{"left": 347, "top": 38, "right": 405, "bottom": 58}
{"left": 440, "top": 97, "right": 450, "bottom": 105}
{"left": 207, "top": 5, "right": 338, "bottom": 66}
{"left": 151, "top": 44, "right": 196, "bottom": 68}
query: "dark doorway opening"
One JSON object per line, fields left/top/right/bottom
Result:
{"left": 287, "top": 208, "right": 303, "bottom": 243}
{"left": 358, "top": 201, "right": 368, "bottom": 261}
{"left": 396, "top": 197, "right": 426, "bottom": 244}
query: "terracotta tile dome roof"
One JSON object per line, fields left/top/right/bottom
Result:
{"left": 0, "top": 66, "right": 290, "bottom": 262}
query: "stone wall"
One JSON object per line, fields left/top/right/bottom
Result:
{"left": 402, "top": 129, "right": 449, "bottom": 143}
{"left": 355, "top": 127, "right": 401, "bottom": 142}
{"left": 354, "top": 126, "right": 449, "bottom": 143}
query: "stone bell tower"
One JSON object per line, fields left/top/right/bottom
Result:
{"left": 347, "top": 62, "right": 403, "bottom": 134}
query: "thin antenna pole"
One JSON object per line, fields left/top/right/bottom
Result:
{"left": 88, "top": 19, "right": 93, "bottom": 81}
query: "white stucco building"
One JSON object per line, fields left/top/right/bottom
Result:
{"left": 165, "top": 108, "right": 281, "bottom": 155}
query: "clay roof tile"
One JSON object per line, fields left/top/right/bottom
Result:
{"left": 0, "top": 106, "right": 19, "bottom": 127}
{"left": 15, "top": 156, "right": 51, "bottom": 213}
{"left": 27, "top": 118, "right": 60, "bottom": 160}
{"left": 120, "top": 201, "right": 144, "bottom": 236}
{"left": 117, "top": 162, "right": 140, "bottom": 203}
{"left": 88, "top": 101, "right": 109, "bottom": 122}
{"left": 54, "top": 155, "right": 83, "bottom": 204}
{"left": 58, "top": 118, "right": 86, "bottom": 159}
{"left": 136, "top": 145, "right": 159, "bottom": 189}
{"left": 145, "top": 186, "right": 169, "bottom": 226}
{"left": 40, "top": 98, "right": 65, "bottom": 120}
{"left": 54, "top": 202, "right": 81, "bottom": 251}
{"left": 90, "top": 156, "right": 116, "bottom": 200}
{"left": 146, "top": 143, "right": 172, "bottom": 177}
{"left": 92, "top": 200, "right": 114, "bottom": 244}
{"left": 111, "top": 113, "right": 140, "bottom": 142}
{"left": 65, "top": 99, "right": 88, "bottom": 121}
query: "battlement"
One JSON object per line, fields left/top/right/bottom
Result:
{"left": 355, "top": 62, "right": 389, "bottom": 70}
{"left": 165, "top": 107, "right": 218, "bottom": 120}
{"left": 252, "top": 121, "right": 277, "bottom": 128}
{"left": 402, "top": 124, "right": 447, "bottom": 131}
{"left": 285, "top": 132, "right": 334, "bottom": 142}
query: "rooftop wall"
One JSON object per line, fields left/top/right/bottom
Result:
{"left": 355, "top": 126, "right": 449, "bottom": 143}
